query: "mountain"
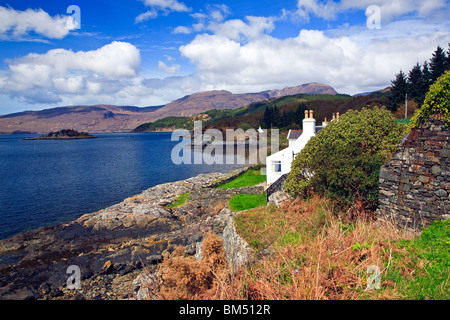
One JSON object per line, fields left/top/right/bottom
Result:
{"left": 0, "top": 83, "right": 337, "bottom": 134}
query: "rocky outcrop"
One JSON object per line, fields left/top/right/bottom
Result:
{"left": 0, "top": 166, "right": 262, "bottom": 300}
{"left": 377, "top": 119, "right": 450, "bottom": 230}
{"left": 24, "top": 129, "right": 97, "bottom": 140}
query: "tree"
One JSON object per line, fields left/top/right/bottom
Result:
{"left": 284, "top": 107, "right": 406, "bottom": 211}
{"left": 422, "top": 61, "right": 433, "bottom": 94}
{"left": 294, "top": 103, "right": 307, "bottom": 128}
{"left": 272, "top": 106, "right": 281, "bottom": 127}
{"left": 389, "top": 70, "right": 408, "bottom": 112}
{"left": 262, "top": 106, "right": 273, "bottom": 129}
{"left": 262, "top": 105, "right": 281, "bottom": 128}
{"left": 429, "top": 46, "right": 447, "bottom": 82}
{"left": 407, "top": 63, "right": 424, "bottom": 104}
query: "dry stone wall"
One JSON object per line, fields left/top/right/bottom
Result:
{"left": 377, "top": 119, "right": 450, "bottom": 230}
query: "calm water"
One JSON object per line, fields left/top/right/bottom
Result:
{"left": 0, "top": 133, "right": 244, "bottom": 240}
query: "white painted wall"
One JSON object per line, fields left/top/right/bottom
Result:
{"left": 266, "top": 117, "right": 316, "bottom": 184}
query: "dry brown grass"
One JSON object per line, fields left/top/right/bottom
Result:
{"left": 231, "top": 197, "right": 415, "bottom": 300}
{"left": 145, "top": 196, "right": 417, "bottom": 300}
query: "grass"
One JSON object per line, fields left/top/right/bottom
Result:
{"left": 217, "top": 169, "right": 266, "bottom": 189}
{"left": 228, "top": 193, "right": 267, "bottom": 212}
{"left": 231, "top": 197, "right": 449, "bottom": 300}
{"left": 383, "top": 220, "right": 449, "bottom": 300}
{"left": 165, "top": 193, "right": 190, "bottom": 208}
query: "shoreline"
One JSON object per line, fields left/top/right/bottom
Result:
{"left": 0, "top": 165, "right": 259, "bottom": 300}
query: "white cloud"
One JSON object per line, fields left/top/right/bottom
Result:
{"left": 158, "top": 61, "right": 181, "bottom": 74}
{"left": 173, "top": 26, "right": 192, "bottom": 34}
{"left": 0, "top": 42, "right": 142, "bottom": 104}
{"left": 136, "top": 0, "right": 190, "bottom": 22}
{"left": 293, "top": 0, "right": 450, "bottom": 23}
{"left": 142, "top": 0, "right": 189, "bottom": 12}
{"left": 207, "top": 16, "right": 275, "bottom": 41}
{"left": 135, "top": 10, "right": 159, "bottom": 23}
{"left": 0, "top": 6, "right": 76, "bottom": 40}
{"left": 180, "top": 19, "right": 450, "bottom": 95}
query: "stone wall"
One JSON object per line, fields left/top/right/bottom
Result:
{"left": 266, "top": 173, "right": 288, "bottom": 202}
{"left": 377, "top": 119, "right": 450, "bottom": 230}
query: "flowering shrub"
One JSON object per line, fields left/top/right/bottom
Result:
{"left": 411, "top": 70, "right": 450, "bottom": 126}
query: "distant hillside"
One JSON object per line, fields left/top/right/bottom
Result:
{"left": 0, "top": 105, "right": 164, "bottom": 134}
{"left": 0, "top": 83, "right": 337, "bottom": 134}
{"left": 134, "top": 90, "right": 391, "bottom": 133}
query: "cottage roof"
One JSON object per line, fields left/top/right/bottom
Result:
{"left": 287, "top": 130, "right": 302, "bottom": 140}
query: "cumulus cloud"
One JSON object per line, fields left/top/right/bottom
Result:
{"left": 0, "top": 41, "right": 143, "bottom": 105}
{"left": 180, "top": 18, "right": 450, "bottom": 95}
{"left": 0, "top": 6, "right": 76, "bottom": 40}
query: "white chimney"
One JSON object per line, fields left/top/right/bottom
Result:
{"left": 303, "top": 110, "right": 316, "bottom": 135}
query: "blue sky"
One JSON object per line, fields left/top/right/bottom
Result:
{"left": 0, "top": 0, "right": 449, "bottom": 114}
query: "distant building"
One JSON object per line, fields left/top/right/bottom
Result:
{"left": 266, "top": 111, "right": 338, "bottom": 184}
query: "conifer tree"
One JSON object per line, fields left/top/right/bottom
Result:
{"left": 272, "top": 106, "right": 281, "bottom": 127}
{"left": 389, "top": 70, "right": 407, "bottom": 112}
{"left": 294, "top": 103, "right": 307, "bottom": 128}
{"left": 407, "top": 63, "right": 424, "bottom": 104}
{"left": 430, "top": 46, "right": 447, "bottom": 82}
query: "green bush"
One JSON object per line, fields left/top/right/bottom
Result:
{"left": 284, "top": 107, "right": 405, "bottom": 210}
{"left": 411, "top": 70, "right": 450, "bottom": 126}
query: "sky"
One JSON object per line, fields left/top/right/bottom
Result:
{"left": 0, "top": 0, "right": 449, "bottom": 114}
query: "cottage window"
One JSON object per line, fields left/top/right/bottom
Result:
{"left": 272, "top": 161, "right": 282, "bottom": 173}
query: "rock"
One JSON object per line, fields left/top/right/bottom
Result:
{"left": 222, "top": 217, "right": 254, "bottom": 274}
{"left": 268, "top": 191, "right": 291, "bottom": 207}
{"left": 101, "top": 260, "right": 114, "bottom": 275}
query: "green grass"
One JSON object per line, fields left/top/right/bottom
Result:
{"left": 217, "top": 169, "right": 266, "bottom": 189}
{"left": 228, "top": 193, "right": 267, "bottom": 212}
{"left": 384, "top": 220, "right": 450, "bottom": 300}
{"left": 395, "top": 118, "right": 412, "bottom": 125}
{"left": 165, "top": 193, "right": 190, "bottom": 208}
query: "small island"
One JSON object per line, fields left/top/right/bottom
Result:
{"left": 24, "top": 129, "right": 97, "bottom": 140}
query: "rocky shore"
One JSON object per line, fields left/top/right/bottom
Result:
{"left": 0, "top": 166, "right": 263, "bottom": 300}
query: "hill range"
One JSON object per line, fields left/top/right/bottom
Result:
{"left": 0, "top": 83, "right": 337, "bottom": 134}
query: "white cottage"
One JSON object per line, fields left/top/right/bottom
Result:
{"left": 266, "top": 110, "right": 335, "bottom": 184}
